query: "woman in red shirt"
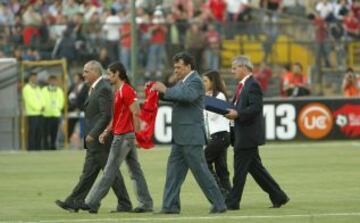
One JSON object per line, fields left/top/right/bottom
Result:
{"left": 83, "top": 62, "right": 153, "bottom": 213}
{"left": 342, "top": 69, "right": 359, "bottom": 97}
{"left": 287, "top": 62, "right": 310, "bottom": 97}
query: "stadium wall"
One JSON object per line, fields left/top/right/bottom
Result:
{"left": 0, "top": 59, "right": 19, "bottom": 150}
{"left": 154, "top": 97, "right": 360, "bottom": 144}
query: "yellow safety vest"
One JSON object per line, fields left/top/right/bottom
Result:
{"left": 42, "top": 86, "right": 64, "bottom": 117}
{"left": 22, "top": 83, "right": 44, "bottom": 116}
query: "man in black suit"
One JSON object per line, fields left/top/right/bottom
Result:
{"left": 55, "top": 60, "right": 132, "bottom": 213}
{"left": 225, "top": 55, "right": 289, "bottom": 210}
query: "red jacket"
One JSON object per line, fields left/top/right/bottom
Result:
{"left": 135, "top": 82, "right": 159, "bottom": 149}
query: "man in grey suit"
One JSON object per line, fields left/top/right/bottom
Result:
{"left": 152, "top": 52, "right": 226, "bottom": 214}
{"left": 55, "top": 60, "right": 132, "bottom": 213}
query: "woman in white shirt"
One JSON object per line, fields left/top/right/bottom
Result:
{"left": 203, "top": 70, "right": 231, "bottom": 197}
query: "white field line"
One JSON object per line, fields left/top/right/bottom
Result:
{"left": 265, "top": 141, "right": 360, "bottom": 148}
{"left": 3, "top": 212, "right": 360, "bottom": 223}
{"left": 1, "top": 141, "right": 360, "bottom": 154}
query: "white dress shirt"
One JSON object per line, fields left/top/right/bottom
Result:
{"left": 89, "top": 76, "right": 102, "bottom": 95}
{"left": 204, "top": 92, "right": 230, "bottom": 136}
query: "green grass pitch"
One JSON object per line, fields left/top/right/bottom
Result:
{"left": 0, "top": 141, "right": 360, "bottom": 223}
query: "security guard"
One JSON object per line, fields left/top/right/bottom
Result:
{"left": 22, "top": 72, "right": 44, "bottom": 151}
{"left": 42, "top": 75, "right": 64, "bottom": 150}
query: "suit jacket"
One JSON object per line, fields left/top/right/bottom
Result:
{"left": 84, "top": 78, "right": 113, "bottom": 152}
{"left": 163, "top": 71, "right": 206, "bottom": 146}
{"left": 233, "top": 75, "right": 265, "bottom": 149}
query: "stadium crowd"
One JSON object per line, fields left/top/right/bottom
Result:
{"left": 0, "top": 1, "right": 350, "bottom": 70}
{"left": 0, "top": 0, "right": 255, "bottom": 76}
{"left": 1, "top": 0, "right": 359, "bottom": 97}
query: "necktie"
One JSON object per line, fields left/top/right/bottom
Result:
{"left": 233, "top": 83, "right": 243, "bottom": 104}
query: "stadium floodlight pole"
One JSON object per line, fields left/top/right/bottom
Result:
{"left": 130, "top": 0, "right": 138, "bottom": 89}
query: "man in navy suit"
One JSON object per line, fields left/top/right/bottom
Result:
{"left": 152, "top": 52, "right": 226, "bottom": 214}
{"left": 225, "top": 55, "right": 289, "bottom": 210}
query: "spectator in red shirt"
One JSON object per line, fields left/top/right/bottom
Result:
{"left": 83, "top": 61, "right": 153, "bottom": 213}
{"left": 253, "top": 62, "right": 272, "bottom": 92}
{"left": 208, "top": 0, "right": 227, "bottom": 23}
{"left": 280, "top": 64, "right": 293, "bottom": 97}
{"left": 205, "top": 23, "right": 221, "bottom": 70}
{"left": 342, "top": 68, "right": 359, "bottom": 97}
{"left": 310, "top": 12, "right": 331, "bottom": 67}
{"left": 351, "top": 0, "right": 360, "bottom": 20}
{"left": 120, "top": 20, "right": 131, "bottom": 72}
{"left": 145, "top": 10, "right": 167, "bottom": 79}
{"left": 207, "top": 0, "right": 227, "bottom": 33}
{"left": 290, "top": 63, "right": 308, "bottom": 87}
{"left": 136, "top": 7, "right": 152, "bottom": 67}
{"left": 185, "top": 22, "right": 206, "bottom": 71}
{"left": 22, "top": 5, "right": 41, "bottom": 46}
{"left": 343, "top": 10, "right": 360, "bottom": 39}
{"left": 285, "top": 62, "right": 310, "bottom": 97}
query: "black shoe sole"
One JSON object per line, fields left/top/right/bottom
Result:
{"left": 270, "top": 197, "right": 290, "bottom": 208}
{"left": 55, "top": 200, "right": 79, "bottom": 213}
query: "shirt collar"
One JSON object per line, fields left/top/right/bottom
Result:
{"left": 182, "top": 71, "right": 194, "bottom": 83}
{"left": 239, "top": 73, "right": 252, "bottom": 85}
{"left": 91, "top": 76, "right": 102, "bottom": 90}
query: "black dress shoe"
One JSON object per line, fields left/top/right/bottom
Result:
{"left": 209, "top": 208, "right": 227, "bottom": 214}
{"left": 154, "top": 210, "right": 180, "bottom": 214}
{"left": 79, "top": 203, "right": 98, "bottom": 214}
{"left": 270, "top": 197, "right": 290, "bottom": 208}
{"left": 55, "top": 200, "right": 79, "bottom": 213}
{"left": 226, "top": 201, "right": 239, "bottom": 211}
{"left": 132, "top": 207, "right": 153, "bottom": 213}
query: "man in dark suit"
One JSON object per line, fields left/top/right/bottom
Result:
{"left": 225, "top": 55, "right": 289, "bottom": 210}
{"left": 55, "top": 60, "right": 132, "bottom": 213}
{"left": 152, "top": 52, "right": 226, "bottom": 214}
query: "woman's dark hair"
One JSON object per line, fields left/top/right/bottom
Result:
{"left": 346, "top": 67, "right": 354, "bottom": 73}
{"left": 76, "top": 73, "right": 84, "bottom": 81}
{"left": 108, "top": 61, "right": 130, "bottom": 84}
{"left": 173, "top": 51, "right": 195, "bottom": 70}
{"left": 203, "top": 70, "right": 228, "bottom": 101}
{"left": 284, "top": 63, "right": 291, "bottom": 71}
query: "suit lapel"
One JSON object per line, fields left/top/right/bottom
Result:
{"left": 237, "top": 76, "right": 253, "bottom": 107}
{"left": 84, "top": 79, "right": 104, "bottom": 107}
{"left": 183, "top": 71, "right": 196, "bottom": 85}
{"left": 84, "top": 88, "right": 91, "bottom": 107}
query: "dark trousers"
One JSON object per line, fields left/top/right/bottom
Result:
{"left": 316, "top": 42, "right": 331, "bottom": 67}
{"left": 65, "top": 149, "right": 132, "bottom": 210}
{"left": 68, "top": 118, "right": 79, "bottom": 138}
{"left": 227, "top": 147, "right": 288, "bottom": 209}
{"left": 106, "top": 40, "right": 119, "bottom": 62}
{"left": 205, "top": 131, "right": 231, "bottom": 195}
{"left": 27, "top": 115, "right": 43, "bottom": 151}
{"left": 68, "top": 117, "right": 85, "bottom": 138}
{"left": 188, "top": 48, "right": 204, "bottom": 72}
{"left": 43, "top": 117, "right": 60, "bottom": 150}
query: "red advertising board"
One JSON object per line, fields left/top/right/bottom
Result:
{"left": 154, "top": 97, "right": 360, "bottom": 143}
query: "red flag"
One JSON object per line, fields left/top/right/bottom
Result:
{"left": 135, "top": 82, "right": 159, "bottom": 149}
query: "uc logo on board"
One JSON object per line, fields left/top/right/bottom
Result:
{"left": 298, "top": 103, "right": 333, "bottom": 139}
